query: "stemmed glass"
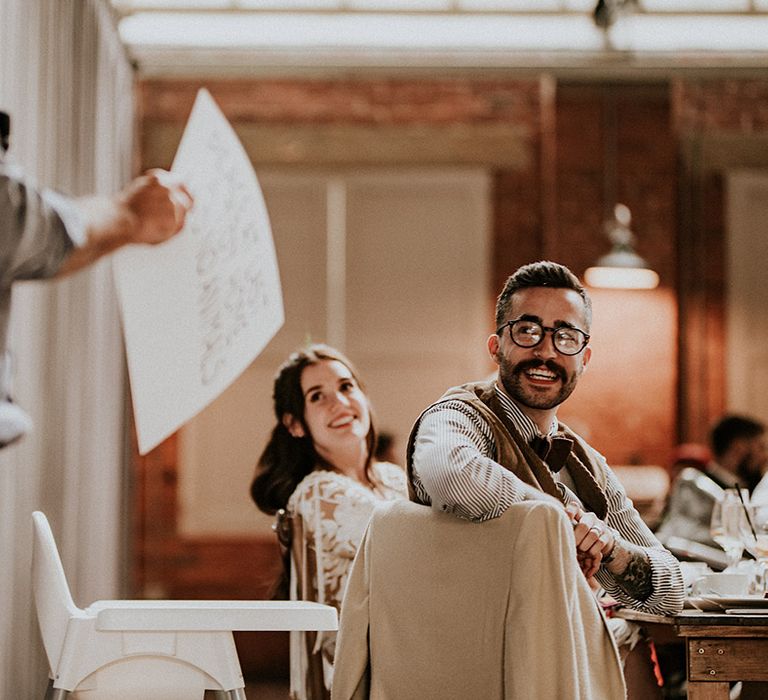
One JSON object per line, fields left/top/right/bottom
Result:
{"left": 710, "top": 489, "right": 748, "bottom": 572}
{"left": 738, "top": 502, "right": 768, "bottom": 593}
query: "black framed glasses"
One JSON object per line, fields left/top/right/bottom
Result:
{"left": 496, "top": 318, "right": 590, "bottom": 356}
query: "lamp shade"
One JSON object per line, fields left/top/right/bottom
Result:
{"left": 584, "top": 264, "right": 659, "bottom": 290}
{"left": 584, "top": 204, "right": 659, "bottom": 290}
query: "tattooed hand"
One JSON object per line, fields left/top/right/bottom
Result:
{"left": 603, "top": 542, "right": 654, "bottom": 601}
{"left": 564, "top": 503, "right": 654, "bottom": 600}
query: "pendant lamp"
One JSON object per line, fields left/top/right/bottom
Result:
{"left": 584, "top": 203, "right": 659, "bottom": 289}
{"left": 584, "top": 87, "right": 658, "bottom": 290}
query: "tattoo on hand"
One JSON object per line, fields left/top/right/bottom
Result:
{"left": 613, "top": 548, "right": 653, "bottom": 601}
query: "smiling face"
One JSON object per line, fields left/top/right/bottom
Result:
{"left": 284, "top": 359, "right": 372, "bottom": 467}
{"left": 488, "top": 286, "right": 592, "bottom": 422}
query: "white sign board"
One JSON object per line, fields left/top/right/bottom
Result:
{"left": 113, "top": 88, "right": 284, "bottom": 455}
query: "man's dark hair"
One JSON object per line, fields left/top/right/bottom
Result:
{"left": 710, "top": 414, "right": 765, "bottom": 459}
{"left": 0, "top": 111, "right": 10, "bottom": 153}
{"left": 495, "top": 260, "right": 592, "bottom": 329}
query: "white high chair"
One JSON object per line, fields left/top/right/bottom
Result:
{"left": 32, "top": 511, "right": 337, "bottom": 700}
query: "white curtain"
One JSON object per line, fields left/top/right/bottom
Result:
{"left": 0, "top": 1, "right": 134, "bottom": 697}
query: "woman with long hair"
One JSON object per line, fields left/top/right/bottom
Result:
{"left": 251, "top": 343, "right": 406, "bottom": 698}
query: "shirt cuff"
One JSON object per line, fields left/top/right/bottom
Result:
{"left": 596, "top": 544, "right": 684, "bottom": 616}
{"left": 44, "top": 188, "right": 86, "bottom": 248}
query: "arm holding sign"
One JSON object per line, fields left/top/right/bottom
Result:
{"left": 1, "top": 109, "right": 193, "bottom": 449}
{"left": 57, "top": 169, "right": 193, "bottom": 276}
{"left": 2, "top": 107, "right": 192, "bottom": 285}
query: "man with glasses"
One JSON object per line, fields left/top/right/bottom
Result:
{"left": 407, "top": 260, "right": 684, "bottom": 615}
{"left": 0, "top": 110, "right": 193, "bottom": 448}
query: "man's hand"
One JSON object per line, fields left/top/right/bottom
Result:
{"left": 565, "top": 503, "right": 616, "bottom": 578}
{"left": 565, "top": 502, "right": 655, "bottom": 600}
{"left": 120, "top": 169, "right": 193, "bottom": 245}
{"left": 58, "top": 169, "right": 193, "bottom": 276}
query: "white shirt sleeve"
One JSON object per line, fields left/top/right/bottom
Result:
{"left": 413, "top": 399, "right": 685, "bottom": 614}
{"left": 411, "top": 400, "right": 534, "bottom": 522}
{"left": 0, "top": 163, "right": 85, "bottom": 289}
{"left": 595, "top": 466, "right": 685, "bottom": 615}
{"left": 752, "top": 472, "right": 768, "bottom": 504}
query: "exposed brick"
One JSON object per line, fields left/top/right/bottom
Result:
{"left": 139, "top": 77, "right": 543, "bottom": 127}
{"left": 673, "top": 79, "right": 768, "bottom": 135}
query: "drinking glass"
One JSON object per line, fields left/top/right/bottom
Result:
{"left": 710, "top": 489, "right": 747, "bottom": 571}
{"left": 738, "top": 502, "right": 768, "bottom": 593}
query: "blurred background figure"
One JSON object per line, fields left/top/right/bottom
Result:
{"left": 709, "top": 415, "right": 767, "bottom": 494}
{"left": 250, "top": 344, "right": 406, "bottom": 700}
{"left": 668, "top": 443, "right": 712, "bottom": 482}
{"left": 656, "top": 415, "right": 767, "bottom": 549}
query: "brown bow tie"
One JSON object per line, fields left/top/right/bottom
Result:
{"left": 531, "top": 435, "right": 573, "bottom": 473}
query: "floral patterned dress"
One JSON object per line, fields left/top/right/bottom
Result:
{"left": 286, "top": 461, "right": 407, "bottom": 698}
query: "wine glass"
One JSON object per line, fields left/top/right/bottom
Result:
{"left": 710, "top": 489, "right": 747, "bottom": 572}
{"left": 738, "top": 502, "right": 768, "bottom": 593}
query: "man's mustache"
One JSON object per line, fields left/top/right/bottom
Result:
{"left": 512, "top": 359, "right": 568, "bottom": 383}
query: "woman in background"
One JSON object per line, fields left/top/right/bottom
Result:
{"left": 251, "top": 344, "right": 406, "bottom": 699}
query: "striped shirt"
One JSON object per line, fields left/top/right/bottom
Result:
{"left": 411, "top": 382, "right": 685, "bottom": 616}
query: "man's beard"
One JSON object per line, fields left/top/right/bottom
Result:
{"left": 498, "top": 356, "right": 581, "bottom": 411}
{"left": 736, "top": 454, "right": 764, "bottom": 484}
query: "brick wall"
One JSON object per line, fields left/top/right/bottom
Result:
{"left": 140, "top": 77, "right": 543, "bottom": 125}
{"left": 547, "top": 83, "right": 678, "bottom": 468}
{"left": 672, "top": 78, "right": 768, "bottom": 442}
{"left": 673, "top": 79, "right": 768, "bottom": 134}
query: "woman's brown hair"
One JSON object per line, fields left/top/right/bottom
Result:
{"left": 250, "top": 344, "right": 377, "bottom": 515}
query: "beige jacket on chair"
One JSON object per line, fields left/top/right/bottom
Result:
{"left": 332, "top": 500, "right": 626, "bottom": 700}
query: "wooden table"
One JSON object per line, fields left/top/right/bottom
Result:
{"left": 617, "top": 608, "right": 768, "bottom": 699}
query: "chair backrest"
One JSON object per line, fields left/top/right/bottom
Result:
{"left": 31, "top": 511, "right": 82, "bottom": 672}
{"left": 333, "top": 500, "right": 626, "bottom": 700}
{"left": 655, "top": 467, "right": 724, "bottom": 547}
{"left": 286, "top": 511, "right": 330, "bottom": 700}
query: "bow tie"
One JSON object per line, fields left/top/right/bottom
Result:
{"left": 530, "top": 435, "right": 573, "bottom": 473}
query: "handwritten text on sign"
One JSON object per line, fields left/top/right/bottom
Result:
{"left": 113, "top": 88, "right": 284, "bottom": 454}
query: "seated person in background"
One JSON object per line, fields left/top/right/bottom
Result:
{"left": 250, "top": 344, "right": 406, "bottom": 699}
{"left": 668, "top": 442, "right": 712, "bottom": 481}
{"left": 708, "top": 415, "right": 766, "bottom": 493}
{"left": 408, "top": 261, "right": 685, "bottom": 616}
{"left": 656, "top": 414, "right": 767, "bottom": 548}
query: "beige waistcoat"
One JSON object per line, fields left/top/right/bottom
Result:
{"left": 406, "top": 381, "right": 609, "bottom": 519}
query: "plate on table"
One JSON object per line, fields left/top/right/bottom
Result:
{"left": 725, "top": 608, "right": 768, "bottom": 615}
{"left": 698, "top": 595, "right": 768, "bottom": 611}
